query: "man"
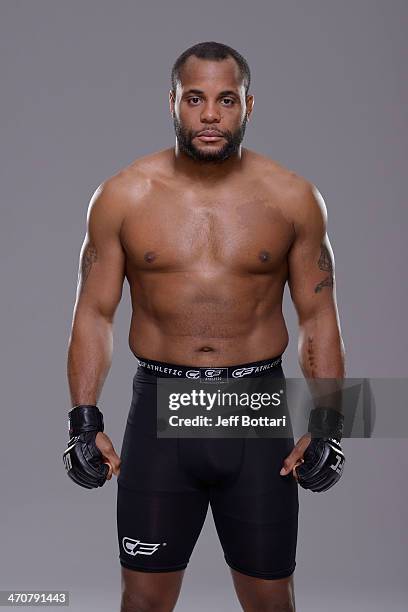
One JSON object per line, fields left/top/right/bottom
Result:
{"left": 63, "top": 41, "right": 345, "bottom": 612}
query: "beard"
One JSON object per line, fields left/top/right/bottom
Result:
{"left": 173, "top": 114, "right": 248, "bottom": 163}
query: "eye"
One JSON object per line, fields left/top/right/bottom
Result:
{"left": 221, "top": 98, "right": 235, "bottom": 106}
{"left": 187, "top": 97, "right": 201, "bottom": 105}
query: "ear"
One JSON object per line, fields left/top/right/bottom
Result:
{"left": 246, "top": 94, "right": 254, "bottom": 119}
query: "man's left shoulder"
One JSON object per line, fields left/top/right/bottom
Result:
{"left": 268, "top": 167, "right": 325, "bottom": 221}
{"left": 283, "top": 176, "right": 327, "bottom": 233}
{"left": 245, "top": 150, "right": 313, "bottom": 194}
{"left": 243, "top": 150, "right": 326, "bottom": 216}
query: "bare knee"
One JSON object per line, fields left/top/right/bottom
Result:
{"left": 231, "top": 569, "right": 296, "bottom": 612}
{"left": 270, "top": 603, "right": 295, "bottom": 612}
{"left": 120, "top": 588, "right": 173, "bottom": 612}
{"left": 120, "top": 567, "right": 183, "bottom": 612}
{"left": 259, "top": 594, "right": 296, "bottom": 612}
{"left": 244, "top": 601, "right": 295, "bottom": 612}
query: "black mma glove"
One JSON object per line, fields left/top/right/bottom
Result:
{"left": 295, "top": 407, "right": 346, "bottom": 493}
{"left": 62, "top": 405, "right": 109, "bottom": 489}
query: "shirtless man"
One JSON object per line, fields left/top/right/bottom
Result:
{"left": 63, "top": 42, "right": 345, "bottom": 612}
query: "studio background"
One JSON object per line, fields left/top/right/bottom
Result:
{"left": 0, "top": 1, "right": 406, "bottom": 610}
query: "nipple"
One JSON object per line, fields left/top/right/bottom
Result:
{"left": 144, "top": 251, "right": 156, "bottom": 263}
{"left": 259, "top": 250, "right": 271, "bottom": 263}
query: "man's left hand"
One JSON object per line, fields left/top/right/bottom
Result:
{"left": 280, "top": 433, "right": 312, "bottom": 476}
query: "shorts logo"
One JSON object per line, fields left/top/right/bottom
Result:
{"left": 232, "top": 367, "right": 255, "bottom": 378}
{"left": 122, "top": 537, "right": 162, "bottom": 556}
{"left": 185, "top": 368, "right": 228, "bottom": 380}
{"left": 186, "top": 370, "right": 200, "bottom": 379}
{"left": 201, "top": 367, "right": 228, "bottom": 382}
{"left": 204, "top": 369, "right": 223, "bottom": 378}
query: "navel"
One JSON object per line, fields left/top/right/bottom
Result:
{"left": 198, "top": 346, "right": 215, "bottom": 352}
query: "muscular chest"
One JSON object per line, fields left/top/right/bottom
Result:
{"left": 121, "top": 192, "right": 294, "bottom": 275}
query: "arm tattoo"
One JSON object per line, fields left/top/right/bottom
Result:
{"left": 80, "top": 243, "right": 98, "bottom": 285}
{"left": 314, "top": 244, "right": 334, "bottom": 293}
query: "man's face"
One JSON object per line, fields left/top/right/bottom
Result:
{"left": 170, "top": 56, "right": 253, "bottom": 163}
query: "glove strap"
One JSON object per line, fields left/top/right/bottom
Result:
{"left": 68, "top": 404, "right": 104, "bottom": 437}
{"left": 308, "top": 407, "right": 344, "bottom": 440}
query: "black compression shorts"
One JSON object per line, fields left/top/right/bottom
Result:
{"left": 117, "top": 355, "right": 299, "bottom": 579}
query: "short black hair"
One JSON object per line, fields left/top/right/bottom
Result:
{"left": 171, "top": 41, "right": 251, "bottom": 96}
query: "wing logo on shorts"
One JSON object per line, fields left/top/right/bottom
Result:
{"left": 232, "top": 367, "right": 254, "bottom": 378}
{"left": 204, "top": 369, "right": 223, "bottom": 378}
{"left": 186, "top": 370, "right": 200, "bottom": 379}
{"left": 122, "top": 537, "right": 162, "bottom": 556}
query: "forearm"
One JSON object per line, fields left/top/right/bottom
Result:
{"left": 67, "top": 308, "right": 113, "bottom": 407}
{"left": 298, "top": 309, "right": 345, "bottom": 413}
{"left": 299, "top": 308, "right": 345, "bottom": 378}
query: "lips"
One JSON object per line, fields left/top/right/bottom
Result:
{"left": 197, "top": 131, "right": 224, "bottom": 137}
{"left": 196, "top": 131, "right": 224, "bottom": 142}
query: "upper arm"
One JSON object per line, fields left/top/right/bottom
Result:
{"left": 287, "top": 181, "right": 338, "bottom": 323}
{"left": 73, "top": 180, "right": 126, "bottom": 321}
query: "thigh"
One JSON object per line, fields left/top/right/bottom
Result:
{"left": 117, "top": 479, "right": 209, "bottom": 572}
{"left": 210, "top": 437, "right": 299, "bottom": 580}
{"left": 117, "top": 421, "right": 209, "bottom": 572}
{"left": 117, "top": 372, "right": 210, "bottom": 572}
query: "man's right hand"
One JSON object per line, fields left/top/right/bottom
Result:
{"left": 63, "top": 430, "right": 110, "bottom": 489}
{"left": 62, "top": 405, "right": 120, "bottom": 489}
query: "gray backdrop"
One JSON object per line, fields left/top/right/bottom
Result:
{"left": 1, "top": 1, "right": 407, "bottom": 610}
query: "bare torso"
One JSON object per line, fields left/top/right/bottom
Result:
{"left": 117, "top": 147, "right": 299, "bottom": 366}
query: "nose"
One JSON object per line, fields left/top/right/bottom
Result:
{"left": 200, "top": 102, "right": 221, "bottom": 123}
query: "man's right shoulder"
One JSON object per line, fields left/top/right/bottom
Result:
{"left": 93, "top": 163, "right": 150, "bottom": 206}
{"left": 92, "top": 149, "right": 171, "bottom": 209}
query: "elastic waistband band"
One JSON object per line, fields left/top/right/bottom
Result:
{"left": 134, "top": 354, "right": 283, "bottom": 380}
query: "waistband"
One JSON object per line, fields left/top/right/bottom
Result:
{"left": 134, "top": 354, "right": 283, "bottom": 381}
